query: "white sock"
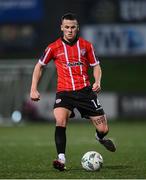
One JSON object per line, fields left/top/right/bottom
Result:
{"left": 58, "top": 153, "right": 66, "bottom": 163}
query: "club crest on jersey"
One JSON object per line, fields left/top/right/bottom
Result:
{"left": 80, "top": 48, "right": 86, "bottom": 56}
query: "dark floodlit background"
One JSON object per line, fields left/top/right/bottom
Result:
{"left": 0, "top": 0, "right": 146, "bottom": 179}
{"left": 0, "top": 0, "right": 146, "bottom": 122}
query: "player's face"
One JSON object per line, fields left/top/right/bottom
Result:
{"left": 61, "top": 19, "right": 79, "bottom": 42}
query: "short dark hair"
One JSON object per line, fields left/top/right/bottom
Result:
{"left": 61, "top": 13, "right": 78, "bottom": 22}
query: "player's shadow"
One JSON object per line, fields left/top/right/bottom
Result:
{"left": 70, "top": 165, "right": 131, "bottom": 171}
{"left": 104, "top": 165, "right": 132, "bottom": 170}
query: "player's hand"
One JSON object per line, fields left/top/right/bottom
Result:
{"left": 92, "top": 82, "right": 101, "bottom": 93}
{"left": 30, "top": 89, "right": 40, "bottom": 101}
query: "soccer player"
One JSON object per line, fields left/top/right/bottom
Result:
{"left": 30, "top": 13, "right": 116, "bottom": 171}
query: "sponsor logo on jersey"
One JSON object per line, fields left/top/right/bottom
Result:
{"left": 67, "top": 61, "right": 83, "bottom": 67}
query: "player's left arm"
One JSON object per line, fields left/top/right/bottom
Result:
{"left": 86, "top": 43, "right": 101, "bottom": 92}
{"left": 92, "top": 64, "right": 102, "bottom": 92}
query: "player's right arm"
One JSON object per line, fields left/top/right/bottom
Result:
{"left": 30, "top": 43, "right": 54, "bottom": 101}
{"left": 30, "top": 62, "right": 44, "bottom": 101}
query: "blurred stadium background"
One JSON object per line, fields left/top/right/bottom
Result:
{"left": 0, "top": 0, "right": 146, "bottom": 179}
{"left": 0, "top": 0, "right": 146, "bottom": 123}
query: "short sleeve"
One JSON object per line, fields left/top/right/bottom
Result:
{"left": 39, "top": 46, "right": 53, "bottom": 66}
{"left": 87, "top": 44, "right": 99, "bottom": 66}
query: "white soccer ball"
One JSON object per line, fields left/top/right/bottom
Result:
{"left": 81, "top": 151, "right": 103, "bottom": 171}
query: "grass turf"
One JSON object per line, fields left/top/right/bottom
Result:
{"left": 0, "top": 120, "right": 146, "bottom": 179}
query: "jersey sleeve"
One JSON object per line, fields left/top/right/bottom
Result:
{"left": 87, "top": 43, "right": 100, "bottom": 66}
{"left": 39, "top": 46, "right": 53, "bottom": 65}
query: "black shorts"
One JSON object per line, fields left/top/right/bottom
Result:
{"left": 54, "top": 86, "right": 104, "bottom": 119}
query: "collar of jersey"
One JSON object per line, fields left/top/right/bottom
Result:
{"left": 61, "top": 35, "right": 79, "bottom": 46}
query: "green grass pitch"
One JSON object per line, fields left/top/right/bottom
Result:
{"left": 0, "top": 119, "right": 146, "bottom": 179}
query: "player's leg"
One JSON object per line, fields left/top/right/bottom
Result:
{"left": 90, "top": 114, "right": 108, "bottom": 138}
{"left": 53, "top": 107, "right": 71, "bottom": 171}
{"left": 90, "top": 114, "right": 116, "bottom": 152}
{"left": 75, "top": 87, "right": 116, "bottom": 152}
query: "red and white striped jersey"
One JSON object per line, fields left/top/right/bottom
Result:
{"left": 39, "top": 37, "right": 99, "bottom": 92}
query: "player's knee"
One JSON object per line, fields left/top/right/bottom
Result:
{"left": 55, "top": 118, "right": 67, "bottom": 127}
{"left": 53, "top": 108, "right": 70, "bottom": 126}
{"left": 55, "top": 116, "right": 67, "bottom": 127}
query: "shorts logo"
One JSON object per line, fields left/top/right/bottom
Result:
{"left": 56, "top": 99, "right": 61, "bottom": 104}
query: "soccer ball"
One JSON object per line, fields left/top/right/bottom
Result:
{"left": 81, "top": 151, "right": 103, "bottom": 171}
